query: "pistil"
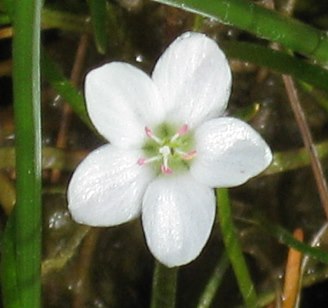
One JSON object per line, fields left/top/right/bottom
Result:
{"left": 159, "top": 146, "right": 172, "bottom": 174}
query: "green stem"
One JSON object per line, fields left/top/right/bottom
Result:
{"left": 5, "top": 0, "right": 42, "bottom": 306}
{"left": 150, "top": 261, "right": 178, "bottom": 308}
{"left": 197, "top": 252, "right": 230, "bottom": 308}
{"left": 153, "top": 0, "right": 328, "bottom": 63}
{"left": 216, "top": 188, "right": 258, "bottom": 308}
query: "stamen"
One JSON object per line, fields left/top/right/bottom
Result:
{"left": 145, "top": 126, "right": 162, "bottom": 144}
{"left": 175, "top": 149, "right": 197, "bottom": 160}
{"left": 137, "top": 156, "right": 161, "bottom": 166}
{"left": 183, "top": 150, "right": 197, "bottom": 160}
{"left": 137, "top": 158, "right": 146, "bottom": 166}
{"left": 178, "top": 124, "right": 189, "bottom": 136}
{"left": 145, "top": 126, "right": 153, "bottom": 138}
{"left": 161, "top": 165, "right": 173, "bottom": 174}
{"left": 171, "top": 124, "right": 189, "bottom": 142}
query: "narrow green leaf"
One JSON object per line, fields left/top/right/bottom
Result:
{"left": 259, "top": 220, "right": 328, "bottom": 264}
{"left": 222, "top": 41, "right": 328, "bottom": 92}
{"left": 41, "top": 51, "right": 93, "bottom": 129}
{"left": 153, "top": 0, "right": 328, "bottom": 63}
{"left": 197, "top": 252, "right": 230, "bottom": 308}
{"left": 217, "top": 188, "right": 258, "bottom": 308}
{"left": 42, "top": 8, "right": 89, "bottom": 33}
{"left": 88, "top": 0, "right": 108, "bottom": 54}
{"left": 9, "top": 0, "right": 42, "bottom": 306}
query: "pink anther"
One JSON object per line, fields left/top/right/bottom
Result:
{"left": 161, "top": 165, "right": 173, "bottom": 174}
{"left": 145, "top": 126, "right": 162, "bottom": 144}
{"left": 182, "top": 150, "right": 197, "bottom": 160}
{"left": 145, "top": 127, "right": 153, "bottom": 138}
{"left": 137, "top": 158, "right": 146, "bottom": 166}
{"left": 178, "top": 124, "right": 189, "bottom": 136}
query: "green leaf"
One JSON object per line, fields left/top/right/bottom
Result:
{"left": 223, "top": 41, "right": 328, "bottom": 92}
{"left": 260, "top": 220, "right": 328, "bottom": 264}
{"left": 42, "top": 8, "right": 89, "bottom": 33}
{"left": 41, "top": 51, "right": 93, "bottom": 129}
{"left": 217, "top": 188, "right": 258, "bottom": 308}
{"left": 197, "top": 252, "right": 230, "bottom": 308}
{"left": 88, "top": 0, "right": 108, "bottom": 54}
{"left": 153, "top": 0, "right": 328, "bottom": 63}
{"left": 8, "top": 0, "right": 42, "bottom": 306}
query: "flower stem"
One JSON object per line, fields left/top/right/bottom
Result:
{"left": 150, "top": 261, "right": 178, "bottom": 308}
{"left": 216, "top": 188, "right": 258, "bottom": 308}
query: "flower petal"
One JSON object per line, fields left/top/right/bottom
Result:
{"left": 142, "top": 174, "right": 215, "bottom": 267}
{"left": 152, "top": 32, "right": 231, "bottom": 128}
{"left": 190, "top": 118, "right": 272, "bottom": 187}
{"left": 85, "top": 62, "right": 164, "bottom": 148}
{"left": 68, "top": 144, "right": 154, "bottom": 226}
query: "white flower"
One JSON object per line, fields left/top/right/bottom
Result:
{"left": 68, "top": 32, "right": 272, "bottom": 267}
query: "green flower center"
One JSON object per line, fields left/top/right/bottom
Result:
{"left": 137, "top": 123, "right": 196, "bottom": 175}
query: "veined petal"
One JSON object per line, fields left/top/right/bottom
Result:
{"left": 85, "top": 62, "right": 165, "bottom": 148}
{"left": 68, "top": 144, "right": 155, "bottom": 226}
{"left": 190, "top": 118, "right": 272, "bottom": 187}
{"left": 152, "top": 32, "right": 231, "bottom": 128}
{"left": 142, "top": 174, "right": 215, "bottom": 267}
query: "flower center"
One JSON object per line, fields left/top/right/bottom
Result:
{"left": 137, "top": 123, "right": 196, "bottom": 175}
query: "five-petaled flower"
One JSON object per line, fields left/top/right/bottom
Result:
{"left": 68, "top": 32, "right": 272, "bottom": 267}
